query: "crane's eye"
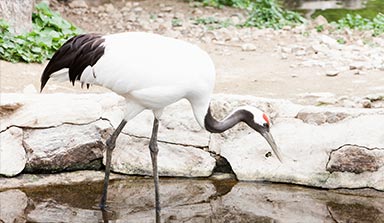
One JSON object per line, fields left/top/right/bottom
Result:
{"left": 263, "top": 123, "right": 269, "bottom": 128}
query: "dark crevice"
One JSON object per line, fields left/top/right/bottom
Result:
{"left": 212, "top": 154, "right": 235, "bottom": 175}
{"left": 121, "top": 131, "right": 208, "bottom": 149}
{"left": 1, "top": 117, "right": 108, "bottom": 134}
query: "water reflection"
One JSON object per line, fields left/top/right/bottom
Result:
{"left": 1, "top": 178, "right": 383, "bottom": 222}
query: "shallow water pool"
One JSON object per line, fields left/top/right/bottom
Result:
{"left": 1, "top": 178, "right": 383, "bottom": 222}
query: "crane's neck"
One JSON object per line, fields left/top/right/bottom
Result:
{"left": 204, "top": 107, "right": 252, "bottom": 133}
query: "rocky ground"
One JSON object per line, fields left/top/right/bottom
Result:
{"left": 1, "top": 0, "right": 384, "bottom": 108}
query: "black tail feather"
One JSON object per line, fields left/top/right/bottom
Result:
{"left": 40, "top": 33, "right": 105, "bottom": 91}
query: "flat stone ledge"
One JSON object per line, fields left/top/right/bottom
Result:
{"left": 0, "top": 170, "right": 129, "bottom": 190}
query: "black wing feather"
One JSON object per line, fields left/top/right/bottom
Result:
{"left": 40, "top": 33, "right": 105, "bottom": 91}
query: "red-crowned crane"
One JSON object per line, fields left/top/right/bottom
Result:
{"left": 40, "top": 32, "right": 282, "bottom": 218}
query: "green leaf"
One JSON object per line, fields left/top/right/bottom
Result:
{"left": 0, "top": 2, "right": 82, "bottom": 63}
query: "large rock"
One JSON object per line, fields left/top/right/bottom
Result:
{"left": 210, "top": 95, "right": 384, "bottom": 190}
{"left": 23, "top": 120, "right": 109, "bottom": 173}
{"left": 108, "top": 134, "right": 216, "bottom": 177}
{"left": 0, "top": 170, "right": 127, "bottom": 190}
{"left": 327, "top": 145, "right": 384, "bottom": 174}
{"left": 0, "top": 93, "right": 124, "bottom": 131}
{"left": 122, "top": 100, "right": 210, "bottom": 148}
{"left": 0, "top": 189, "right": 28, "bottom": 223}
{"left": 27, "top": 202, "right": 99, "bottom": 223}
{"left": 0, "top": 127, "right": 26, "bottom": 176}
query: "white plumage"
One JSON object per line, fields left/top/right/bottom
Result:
{"left": 48, "top": 32, "right": 215, "bottom": 126}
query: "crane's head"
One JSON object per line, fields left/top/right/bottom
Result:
{"left": 204, "top": 105, "right": 282, "bottom": 162}
{"left": 240, "top": 106, "right": 283, "bottom": 162}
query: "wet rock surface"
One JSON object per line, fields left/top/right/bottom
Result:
{"left": 0, "top": 170, "right": 127, "bottom": 190}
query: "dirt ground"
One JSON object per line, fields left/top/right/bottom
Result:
{"left": 1, "top": 0, "right": 383, "bottom": 106}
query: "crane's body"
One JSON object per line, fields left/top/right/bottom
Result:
{"left": 44, "top": 32, "right": 215, "bottom": 126}
{"left": 41, "top": 32, "right": 282, "bottom": 221}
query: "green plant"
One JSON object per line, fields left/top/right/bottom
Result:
{"left": 0, "top": 2, "right": 82, "bottom": 63}
{"left": 243, "top": 0, "right": 305, "bottom": 29}
{"left": 192, "top": 16, "right": 233, "bottom": 30}
{"left": 316, "top": 25, "right": 324, "bottom": 32}
{"left": 197, "top": 0, "right": 305, "bottom": 29}
{"left": 333, "top": 13, "right": 384, "bottom": 36}
{"left": 201, "top": 0, "right": 251, "bottom": 8}
{"left": 172, "top": 18, "right": 183, "bottom": 27}
{"left": 337, "top": 38, "right": 346, "bottom": 44}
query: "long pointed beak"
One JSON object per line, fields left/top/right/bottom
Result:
{"left": 261, "top": 131, "right": 283, "bottom": 162}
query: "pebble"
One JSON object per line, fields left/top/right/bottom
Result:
{"left": 365, "top": 94, "right": 384, "bottom": 101}
{"left": 310, "top": 44, "right": 328, "bottom": 53}
{"left": 281, "top": 47, "right": 292, "bottom": 54}
{"left": 104, "top": 3, "right": 115, "bottom": 13}
{"left": 361, "top": 99, "right": 372, "bottom": 108}
{"left": 319, "top": 34, "right": 338, "bottom": 47}
{"left": 349, "top": 62, "right": 364, "bottom": 70}
{"left": 68, "top": 0, "right": 88, "bottom": 9}
{"left": 354, "top": 70, "right": 367, "bottom": 75}
{"left": 295, "top": 50, "right": 306, "bottom": 56}
{"left": 160, "top": 6, "right": 173, "bottom": 13}
{"left": 317, "top": 97, "right": 337, "bottom": 105}
{"left": 133, "top": 7, "right": 143, "bottom": 13}
{"left": 312, "top": 15, "right": 328, "bottom": 26}
{"left": 241, "top": 43, "right": 257, "bottom": 51}
{"left": 191, "top": 8, "right": 203, "bottom": 15}
{"left": 325, "top": 70, "right": 339, "bottom": 77}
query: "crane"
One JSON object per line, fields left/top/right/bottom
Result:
{"left": 40, "top": 32, "right": 282, "bottom": 218}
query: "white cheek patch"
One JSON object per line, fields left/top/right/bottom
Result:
{"left": 253, "top": 111, "right": 268, "bottom": 126}
{"left": 237, "top": 105, "right": 267, "bottom": 126}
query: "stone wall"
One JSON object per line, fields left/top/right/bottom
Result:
{"left": 1, "top": 93, "right": 383, "bottom": 191}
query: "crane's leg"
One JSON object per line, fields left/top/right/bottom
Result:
{"left": 100, "top": 119, "right": 128, "bottom": 209}
{"left": 149, "top": 117, "right": 160, "bottom": 222}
